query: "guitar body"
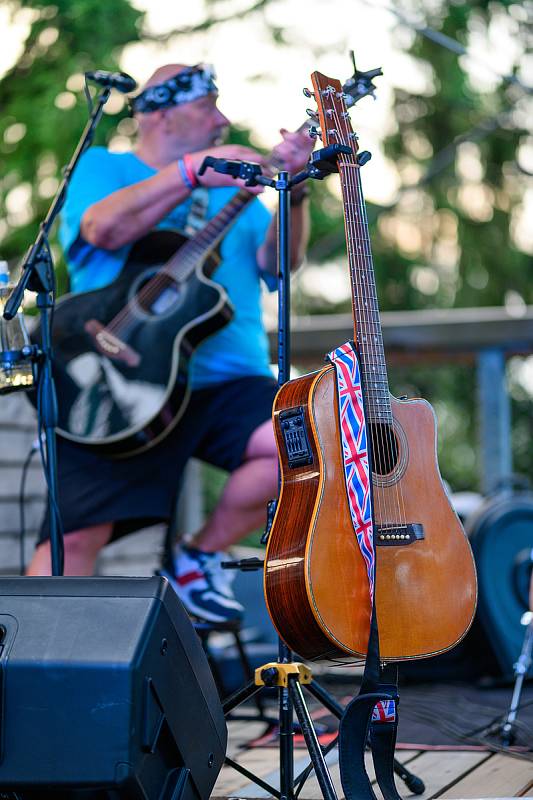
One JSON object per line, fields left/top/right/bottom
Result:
{"left": 32, "top": 230, "right": 233, "bottom": 457}
{"left": 264, "top": 364, "right": 478, "bottom": 661}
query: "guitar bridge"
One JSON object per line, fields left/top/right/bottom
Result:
{"left": 376, "top": 523, "right": 424, "bottom": 546}
{"left": 279, "top": 407, "right": 313, "bottom": 469}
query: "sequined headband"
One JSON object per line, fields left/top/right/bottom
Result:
{"left": 131, "top": 65, "right": 218, "bottom": 114}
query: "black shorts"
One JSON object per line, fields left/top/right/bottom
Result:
{"left": 38, "top": 375, "right": 278, "bottom": 544}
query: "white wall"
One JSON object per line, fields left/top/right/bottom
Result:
{"left": 0, "top": 393, "right": 166, "bottom": 577}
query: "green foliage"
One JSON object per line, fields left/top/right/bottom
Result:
{"left": 0, "top": 0, "right": 143, "bottom": 279}
{"left": 378, "top": 1, "right": 532, "bottom": 490}
{"left": 379, "top": 1, "right": 531, "bottom": 310}
{"left": 1, "top": 0, "right": 530, "bottom": 496}
{"left": 296, "top": 0, "right": 533, "bottom": 490}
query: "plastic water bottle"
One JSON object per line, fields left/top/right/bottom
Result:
{"left": 0, "top": 260, "right": 35, "bottom": 393}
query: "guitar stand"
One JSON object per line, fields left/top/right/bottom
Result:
{"left": 202, "top": 150, "right": 424, "bottom": 798}
{"left": 222, "top": 661, "right": 424, "bottom": 798}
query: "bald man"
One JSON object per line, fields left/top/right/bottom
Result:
{"left": 27, "top": 63, "right": 314, "bottom": 624}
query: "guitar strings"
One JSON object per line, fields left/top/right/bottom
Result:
{"left": 354, "top": 155, "right": 408, "bottom": 531}
{"left": 104, "top": 191, "right": 252, "bottom": 339}
{"left": 326, "top": 86, "right": 392, "bottom": 531}
{"left": 103, "top": 199, "right": 243, "bottom": 336}
{"left": 327, "top": 84, "right": 407, "bottom": 532}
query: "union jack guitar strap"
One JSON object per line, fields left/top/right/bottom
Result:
{"left": 327, "top": 342, "right": 403, "bottom": 800}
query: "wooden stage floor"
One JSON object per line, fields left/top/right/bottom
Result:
{"left": 213, "top": 712, "right": 533, "bottom": 800}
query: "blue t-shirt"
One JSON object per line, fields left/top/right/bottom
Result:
{"left": 59, "top": 146, "right": 275, "bottom": 389}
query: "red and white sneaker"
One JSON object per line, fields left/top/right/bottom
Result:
{"left": 161, "top": 545, "right": 244, "bottom": 624}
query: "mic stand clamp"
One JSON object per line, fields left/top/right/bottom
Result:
{"left": 3, "top": 86, "right": 112, "bottom": 577}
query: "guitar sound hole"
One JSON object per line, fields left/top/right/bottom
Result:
{"left": 369, "top": 422, "right": 399, "bottom": 476}
{"left": 136, "top": 272, "right": 181, "bottom": 316}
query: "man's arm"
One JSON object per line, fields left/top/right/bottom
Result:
{"left": 80, "top": 144, "right": 266, "bottom": 251}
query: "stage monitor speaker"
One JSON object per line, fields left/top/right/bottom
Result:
{"left": 466, "top": 488, "right": 533, "bottom": 677}
{"left": 0, "top": 576, "right": 227, "bottom": 800}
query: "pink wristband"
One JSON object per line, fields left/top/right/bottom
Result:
{"left": 183, "top": 154, "right": 199, "bottom": 188}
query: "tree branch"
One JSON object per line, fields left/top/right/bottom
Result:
{"left": 141, "top": 0, "right": 271, "bottom": 43}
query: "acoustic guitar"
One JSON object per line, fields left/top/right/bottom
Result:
{"left": 264, "top": 71, "right": 477, "bottom": 661}
{"left": 31, "top": 72, "right": 379, "bottom": 458}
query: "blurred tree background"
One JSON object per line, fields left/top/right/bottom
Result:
{"left": 0, "top": 0, "right": 531, "bottom": 501}
{"left": 0, "top": 0, "right": 144, "bottom": 291}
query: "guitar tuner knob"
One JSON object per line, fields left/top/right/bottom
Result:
{"left": 303, "top": 87, "right": 315, "bottom": 98}
{"left": 308, "top": 126, "right": 321, "bottom": 139}
{"left": 306, "top": 108, "right": 319, "bottom": 120}
{"left": 357, "top": 150, "right": 372, "bottom": 166}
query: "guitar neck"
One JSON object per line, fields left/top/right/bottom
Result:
{"left": 339, "top": 161, "right": 391, "bottom": 422}
{"left": 166, "top": 189, "right": 254, "bottom": 278}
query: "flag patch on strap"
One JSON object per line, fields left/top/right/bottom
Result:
{"left": 372, "top": 699, "right": 396, "bottom": 723}
{"left": 328, "top": 342, "right": 375, "bottom": 602}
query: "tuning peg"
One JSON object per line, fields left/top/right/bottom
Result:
{"left": 303, "top": 87, "right": 315, "bottom": 98}
{"left": 308, "top": 126, "right": 322, "bottom": 139}
{"left": 357, "top": 151, "right": 372, "bottom": 166}
{"left": 306, "top": 108, "right": 319, "bottom": 121}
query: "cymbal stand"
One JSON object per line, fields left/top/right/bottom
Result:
{"left": 500, "top": 611, "right": 533, "bottom": 745}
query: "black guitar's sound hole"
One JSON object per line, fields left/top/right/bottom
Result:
{"left": 369, "top": 422, "right": 399, "bottom": 476}
{"left": 136, "top": 272, "right": 181, "bottom": 317}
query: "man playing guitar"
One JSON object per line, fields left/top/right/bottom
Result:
{"left": 27, "top": 63, "right": 315, "bottom": 624}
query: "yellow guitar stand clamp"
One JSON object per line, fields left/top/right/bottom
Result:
{"left": 255, "top": 662, "right": 312, "bottom": 687}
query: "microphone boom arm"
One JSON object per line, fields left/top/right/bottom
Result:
{"left": 2, "top": 83, "right": 114, "bottom": 578}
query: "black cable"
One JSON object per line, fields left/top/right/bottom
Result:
{"left": 36, "top": 368, "right": 64, "bottom": 561}
{"left": 34, "top": 234, "right": 64, "bottom": 567}
{"left": 18, "top": 439, "right": 39, "bottom": 575}
{"left": 399, "top": 698, "right": 533, "bottom": 759}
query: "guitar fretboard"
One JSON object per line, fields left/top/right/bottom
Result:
{"left": 165, "top": 189, "right": 254, "bottom": 280}
{"left": 339, "top": 161, "right": 392, "bottom": 422}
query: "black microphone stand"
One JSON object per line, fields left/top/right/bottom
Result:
{"left": 201, "top": 153, "right": 424, "bottom": 800}
{"left": 4, "top": 85, "right": 112, "bottom": 576}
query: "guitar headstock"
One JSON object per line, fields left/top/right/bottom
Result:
{"left": 310, "top": 71, "right": 359, "bottom": 161}
{"left": 303, "top": 60, "right": 381, "bottom": 139}
{"left": 343, "top": 58, "right": 382, "bottom": 109}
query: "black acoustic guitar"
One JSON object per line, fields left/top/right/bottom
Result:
{"left": 33, "top": 69, "right": 381, "bottom": 457}
{"left": 32, "top": 202, "right": 247, "bottom": 457}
